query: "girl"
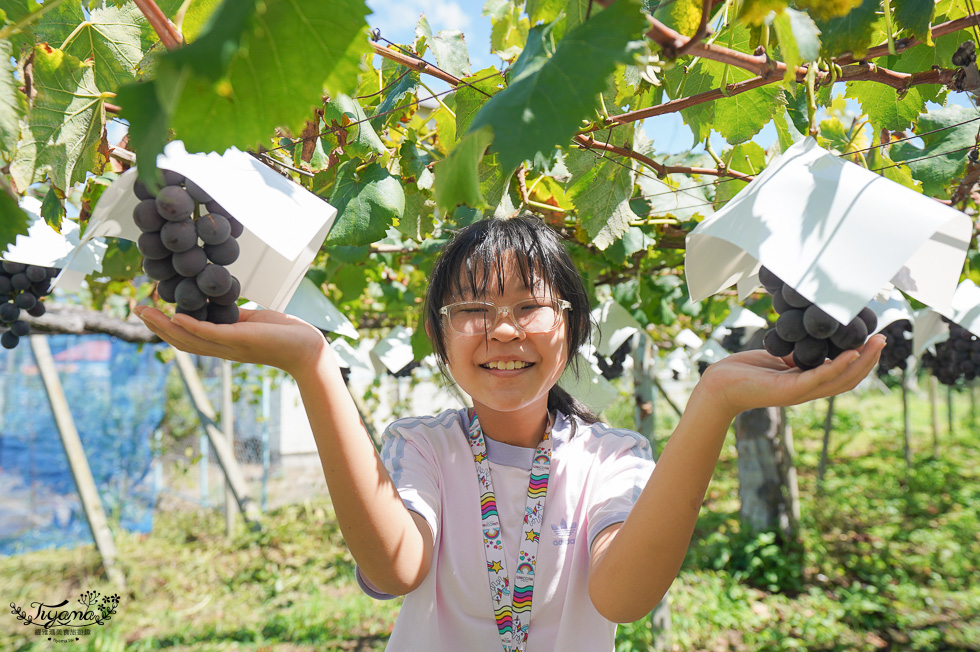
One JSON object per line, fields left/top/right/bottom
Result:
{"left": 135, "top": 215, "right": 885, "bottom": 651}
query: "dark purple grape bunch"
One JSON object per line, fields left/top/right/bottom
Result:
{"left": 720, "top": 327, "right": 747, "bottom": 353}
{"left": 597, "top": 339, "right": 632, "bottom": 380}
{"left": 759, "top": 266, "right": 877, "bottom": 371}
{"left": 876, "top": 319, "right": 913, "bottom": 377}
{"left": 0, "top": 262, "right": 58, "bottom": 349}
{"left": 920, "top": 318, "right": 980, "bottom": 386}
{"left": 133, "top": 170, "right": 243, "bottom": 324}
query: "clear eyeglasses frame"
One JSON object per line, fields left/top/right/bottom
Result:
{"left": 439, "top": 298, "right": 573, "bottom": 335}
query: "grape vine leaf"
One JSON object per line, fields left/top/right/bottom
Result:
{"left": 565, "top": 0, "right": 591, "bottom": 31}
{"left": 0, "top": 39, "right": 25, "bottom": 152}
{"left": 485, "top": 0, "right": 530, "bottom": 61}
{"left": 893, "top": 0, "right": 935, "bottom": 46}
{"left": 772, "top": 8, "right": 820, "bottom": 85}
{"left": 527, "top": 0, "right": 565, "bottom": 24}
{"left": 326, "top": 160, "right": 406, "bottom": 246}
{"left": 565, "top": 137, "right": 638, "bottom": 250}
{"left": 468, "top": 0, "right": 646, "bottom": 174}
{"left": 433, "top": 125, "right": 494, "bottom": 211}
{"left": 323, "top": 95, "right": 386, "bottom": 159}
{"left": 35, "top": 1, "right": 147, "bottom": 93}
{"left": 885, "top": 29, "right": 969, "bottom": 104}
{"left": 651, "top": 0, "right": 703, "bottom": 37}
{"left": 0, "top": 181, "right": 29, "bottom": 254}
{"left": 891, "top": 104, "right": 980, "bottom": 198}
{"left": 845, "top": 81, "right": 924, "bottom": 131}
{"left": 455, "top": 67, "right": 505, "bottom": 136}
{"left": 415, "top": 18, "right": 472, "bottom": 79}
{"left": 9, "top": 45, "right": 108, "bottom": 193}
{"left": 739, "top": 0, "right": 789, "bottom": 25}
{"left": 371, "top": 68, "right": 420, "bottom": 130}
{"left": 813, "top": 0, "right": 880, "bottom": 58}
{"left": 714, "top": 141, "right": 766, "bottom": 204}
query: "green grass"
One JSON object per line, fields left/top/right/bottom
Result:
{"left": 1, "top": 382, "right": 978, "bottom": 650}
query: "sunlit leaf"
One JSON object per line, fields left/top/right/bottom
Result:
{"left": 326, "top": 160, "right": 406, "bottom": 246}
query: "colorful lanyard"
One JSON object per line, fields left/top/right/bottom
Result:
{"left": 467, "top": 410, "right": 553, "bottom": 652}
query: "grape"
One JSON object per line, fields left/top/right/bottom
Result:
{"left": 227, "top": 216, "right": 244, "bottom": 238}
{"left": 184, "top": 178, "right": 213, "bottom": 203}
{"left": 210, "top": 276, "right": 241, "bottom": 306}
{"left": 758, "top": 266, "right": 783, "bottom": 294}
{"left": 10, "top": 320, "right": 29, "bottom": 337}
{"left": 830, "top": 316, "right": 869, "bottom": 350}
{"left": 776, "top": 309, "right": 807, "bottom": 342}
{"left": 196, "top": 264, "right": 233, "bottom": 297}
{"left": 155, "top": 185, "right": 195, "bottom": 221}
{"left": 781, "top": 284, "right": 810, "bottom": 309}
{"left": 2, "top": 261, "right": 25, "bottom": 274}
{"left": 1, "top": 330, "right": 18, "bottom": 349}
{"left": 196, "top": 213, "right": 231, "bottom": 245}
{"left": 160, "top": 219, "right": 198, "bottom": 253}
{"left": 138, "top": 231, "right": 171, "bottom": 260}
{"left": 162, "top": 169, "right": 186, "bottom": 186}
{"left": 157, "top": 275, "right": 182, "bottom": 303}
{"left": 31, "top": 279, "right": 52, "bottom": 296}
{"left": 0, "top": 276, "right": 11, "bottom": 295}
{"left": 25, "top": 265, "right": 47, "bottom": 283}
{"left": 175, "top": 277, "right": 207, "bottom": 311}
{"left": 14, "top": 292, "right": 36, "bottom": 310}
{"left": 803, "top": 304, "right": 839, "bottom": 339}
{"left": 27, "top": 301, "right": 46, "bottom": 317}
{"left": 793, "top": 336, "right": 829, "bottom": 371}
{"left": 0, "top": 302, "right": 19, "bottom": 323}
{"left": 11, "top": 273, "right": 30, "bottom": 291}
{"left": 207, "top": 302, "right": 240, "bottom": 325}
{"left": 204, "top": 238, "right": 240, "bottom": 265}
{"left": 857, "top": 307, "right": 877, "bottom": 334}
{"left": 176, "top": 304, "right": 209, "bottom": 321}
{"left": 172, "top": 246, "right": 208, "bottom": 277}
{"left": 142, "top": 256, "right": 177, "bottom": 281}
{"left": 771, "top": 289, "right": 791, "bottom": 314}
{"left": 205, "top": 200, "right": 229, "bottom": 216}
{"left": 764, "top": 328, "right": 794, "bottom": 357}
{"left": 133, "top": 178, "right": 155, "bottom": 200}
{"left": 133, "top": 199, "right": 166, "bottom": 233}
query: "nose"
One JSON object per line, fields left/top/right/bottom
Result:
{"left": 489, "top": 306, "right": 525, "bottom": 340}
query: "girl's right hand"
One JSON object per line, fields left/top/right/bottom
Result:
{"left": 134, "top": 305, "right": 331, "bottom": 378}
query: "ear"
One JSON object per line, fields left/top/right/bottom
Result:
{"left": 424, "top": 319, "right": 434, "bottom": 341}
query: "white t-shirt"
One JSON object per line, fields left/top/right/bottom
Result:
{"left": 356, "top": 408, "right": 655, "bottom": 652}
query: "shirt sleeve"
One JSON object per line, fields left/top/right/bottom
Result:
{"left": 356, "top": 418, "right": 442, "bottom": 600}
{"left": 586, "top": 428, "right": 655, "bottom": 551}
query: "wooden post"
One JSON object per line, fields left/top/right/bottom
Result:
{"left": 943, "top": 384, "right": 952, "bottom": 457}
{"left": 632, "top": 333, "right": 656, "bottom": 446}
{"left": 929, "top": 375, "right": 940, "bottom": 456}
{"left": 222, "top": 359, "right": 236, "bottom": 537}
{"left": 174, "top": 348, "right": 262, "bottom": 529}
{"left": 30, "top": 335, "right": 126, "bottom": 588}
{"left": 817, "top": 396, "right": 834, "bottom": 488}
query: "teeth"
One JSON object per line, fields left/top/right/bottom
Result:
{"left": 486, "top": 361, "right": 529, "bottom": 370}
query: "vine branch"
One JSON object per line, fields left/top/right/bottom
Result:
{"left": 132, "top": 0, "right": 183, "bottom": 51}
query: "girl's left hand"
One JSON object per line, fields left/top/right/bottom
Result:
{"left": 698, "top": 334, "right": 886, "bottom": 419}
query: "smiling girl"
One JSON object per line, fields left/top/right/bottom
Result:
{"left": 135, "top": 215, "right": 884, "bottom": 652}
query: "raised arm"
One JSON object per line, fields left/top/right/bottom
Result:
{"left": 587, "top": 335, "right": 886, "bottom": 623}
{"left": 135, "top": 306, "right": 432, "bottom": 594}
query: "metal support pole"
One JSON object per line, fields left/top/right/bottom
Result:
{"left": 261, "top": 374, "right": 271, "bottom": 513}
{"left": 30, "top": 335, "right": 125, "bottom": 588}
{"left": 222, "top": 359, "right": 235, "bottom": 537}
{"left": 174, "top": 348, "right": 262, "bottom": 529}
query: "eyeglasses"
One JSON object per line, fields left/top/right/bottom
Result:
{"left": 440, "top": 298, "right": 572, "bottom": 335}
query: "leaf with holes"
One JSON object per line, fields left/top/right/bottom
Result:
{"left": 323, "top": 94, "right": 386, "bottom": 159}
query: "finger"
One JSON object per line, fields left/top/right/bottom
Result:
{"left": 137, "top": 306, "right": 238, "bottom": 358}
{"left": 799, "top": 334, "right": 885, "bottom": 398}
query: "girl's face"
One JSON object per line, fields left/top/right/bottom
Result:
{"left": 442, "top": 254, "right": 569, "bottom": 421}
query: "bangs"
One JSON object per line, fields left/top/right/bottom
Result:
{"left": 444, "top": 226, "right": 558, "bottom": 301}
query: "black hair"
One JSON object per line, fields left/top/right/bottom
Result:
{"left": 424, "top": 214, "right": 598, "bottom": 426}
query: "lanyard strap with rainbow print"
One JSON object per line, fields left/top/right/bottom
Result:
{"left": 467, "top": 410, "right": 552, "bottom": 652}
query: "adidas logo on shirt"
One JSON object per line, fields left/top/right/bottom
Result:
{"left": 551, "top": 519, "right": 577, "bottom": 546}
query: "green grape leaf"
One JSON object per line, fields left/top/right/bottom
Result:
{"left": 41, "top": 186, "right": 64, "bottom": 227}
{"left": 870, "top": 151, "right": 923, "bottom": 194}
{"left": 456, "top": 67, "right": 504, "bottom": 136}
{"left": 894, "top": 0, "right": 935, "bottom": 46}
{"left": 661, "top": 59, "right": 719, "bottom": 144}
{"left": 0, "top": 39, "right": 26, "bottom": 152}
{"left": 427, "top": 30, "right": 472, "bottom": 79}
{"left": 814, "top": 0, "right": 880, "bottom": 58}
{"left": 845, "top": 81, "right": 924, "bottom": 131}
{"left": 885, "top": 29, "right": 969, "bottom": 104}
{"left": 891, "top": 104, "right": 980, "bottom": 198}
{"left": 10, "top": 45, "right": 107, "bottom": 193}
{"left": 433, "top": 125, "right": 494, "bottom": 212}
{"left": 115, "top": 77, "right": 173, "bottom": 189}
{"left": 98, "top": 238, "right": 142, "bottom": 281}
{"left": 772, "top": 8, "right": 821, "bottom": 84}
{"left": 773, "top": 110, "right": 804, "bottom": 151}
{"left": 36, "top": 1, "right": 147, "bottom": 93}
{"left": 1, "top": 0, "right": 40, "bottom": 53}
{"left": 487, "top": 0, "right": 530, "bottom": 61}
{"left": 739, "top": 0, "right": 788, "bottom": 25}
{"left": 432, "top": 102, "right": 458, "bottom": 149}
{"left": 565, "top": 0, "right": 590, "bottom": 31}
{"left": 469, "top": 0, "right": 646, "bottom": 174}
{"left": 397, "top": 185, "right": 435, "bottom": 242}
{"left": 565, "top": 137, "right": 638, "bottom": 250}
{"left": 326, "top": 161, "right": 406, "bottom": 246}
{"left": 171, "top": 0, "right": 370, "bottom": 153}
{"left": 323, "top": 94, "right": 386, "bottom": 159}
{"left": 714, "top": 141, "right": 766, "bottom": 204}
{"left": 527, "top": 0, "right": 565, "bottom": 23}
{"left": 636, "top": 168, "right": 712, "bottom": 219}
{"left": 0, "top": 183, "right": 29, "bottom": 254}
{"left": 651, "top": 0, "right": 703, "bottom": 37}
{"left": 371, "top": 68, "right": 420, "bottom": 129}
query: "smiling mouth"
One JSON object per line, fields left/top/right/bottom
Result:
{"left": 481, "top": 361, "right": 533, "bottom": 370}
